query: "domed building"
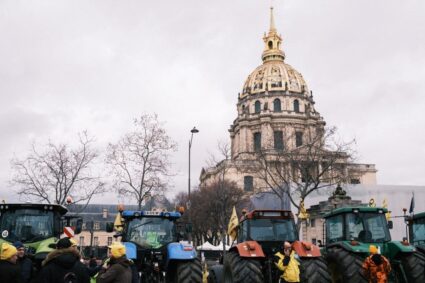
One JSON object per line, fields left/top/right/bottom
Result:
{"left": 200, "top": 8, "right": 377, "bottom": 196}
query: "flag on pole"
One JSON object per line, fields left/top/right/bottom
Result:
{"left": 227, "top": 206, "right": 239, "bottom": 241}
{"left": 114, "top": 212, "right": 123, "bottom": 232}
{"left": 382, "top": 198, "right": 391, "bottom": 220}
{"left": 409, "top": 192, "right": 415, "bottom": 214}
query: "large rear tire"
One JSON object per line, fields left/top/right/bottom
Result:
{"left": 401, "top": 251, "right": 425, "bottom": 283}
{"left": 207, "top": 265, "right": 224, "bottom": 283}
{"left": 176, "top": 259, "right": 203, "bottom": 283}
{"left": 326, "top": 246, "right": 367, "bottom": 283}
{"left": 223, "top": 251, "right": 263, "bottom": 283}
{"left": 300, "top": 257, "right": 331, "bottom": 283}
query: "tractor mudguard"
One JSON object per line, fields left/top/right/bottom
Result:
{"left": 167, "top": 242, "right": 197, "bottom": 260}
{"left": 386, "top": 241, "right": 416, "bottom": 259}
{"left": 123, "top": 242, "right": 137, "bottom": 260}
{"left": 232, "top": 241, "right": 265, "bottom": 258}
{"left": 326, "top": 241, "right": 370, "bottom": 254}
{"left": 292, "top": 241, "right": 321, "bottom": 258}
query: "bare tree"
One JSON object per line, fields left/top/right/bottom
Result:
{"left": 107, "top": 114, "right": 177, "bottom": 209}
{"left": 254, "top": 126, "right": 355, "bottom": 230}
{"left": 189, "top": 180, "right": 244, "bottom": 246}
{"left": 10, "top": 132, "right": 105, "bottom": 206}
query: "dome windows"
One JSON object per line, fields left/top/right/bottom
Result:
{"left": 273, "top": 98, "right": 281, "bottom": 112}
{"left": 296, "top": 131, "right": 303, "bottom": 147}
{"left": 253, "top": 132, "right": 261, "bottom": 151}
{"left": 294, "top": 99, "right": 300, "bottom": 113}
{"left": 268, "top": 41, "right": 273, "bottom": 49}
{"left": 254, "top": 101, "right": 261, "bottom": 114}
{"left": 274, "top": 131, "right": 284, "bottom": 150}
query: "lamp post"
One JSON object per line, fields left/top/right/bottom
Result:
{"left": 188, "top": 126, "right": 199, "bottom": 244}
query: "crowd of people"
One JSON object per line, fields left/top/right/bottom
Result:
{"left": 1, "top": 237, "right": 394, "bottom": 283}
{"left": 0, "top": 238, "right": 138, "bottom": 283}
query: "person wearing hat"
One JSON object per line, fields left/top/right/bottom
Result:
{"left": 274, "top": 241, "right": 300, "bottom": 283}
{"left": 39, "top": 237, "right": 90, "bottom": 283}
{"left": 13, "top": 241, "right": 33, "bottom": 283}
{"left": 96, "top": 242, "right": 132, "bottom": 283}
{"left": 0, "top": 242, "right": 22, "bottom": 283}
{"left": 362, "top": 245, "right": 391, "bottom": 283}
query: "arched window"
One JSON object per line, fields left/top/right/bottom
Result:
{"left": 293, "top": 99, "right": 300, "bottom": 113}
{"left": 254, "top": 101, "right": 261, "bottom": 114}
{"left": 268, "top": 41, "right": 273, "bottom": 49}
{"left": 273, "top": 98, "right": 281, "bottom": 112}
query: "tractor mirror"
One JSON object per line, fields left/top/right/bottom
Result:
{"left": 387, "top": 221, "right": 393, "bottom": 229}
{"left": 74, "top": 219, "right": 83, "bottom": 234}
{"left": 106, "top": 222, "right": 114, "bottom": 233}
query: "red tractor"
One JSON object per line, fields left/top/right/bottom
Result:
{"left": 209, "top": 210, "right": 330, "bottom": 283}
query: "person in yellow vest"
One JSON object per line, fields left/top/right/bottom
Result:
{"left": 274, "top": 241, "right": 300, "bottom": 283}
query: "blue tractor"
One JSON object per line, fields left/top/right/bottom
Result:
{"left": 107, "top": 210, "right": 202, "bottom": 283}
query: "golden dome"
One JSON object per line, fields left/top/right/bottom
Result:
{"left": 240, "top": 7, "right": 309, "bottom": 99}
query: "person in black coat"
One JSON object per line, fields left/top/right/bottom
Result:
{"left": 0, "top": 242, "right": 22, "bottom": 283}
{"left": 13, "top": 241, "right": 33, "bottom": 283}
{"left": 39, "top": 237, "right": 90, "bottom": 283}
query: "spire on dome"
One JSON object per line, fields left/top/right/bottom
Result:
{"left": 262, "top": 7, "right": 285, "bottom": 63}
{"left": 269, "top": 6, "right": 276, "bottom": 32}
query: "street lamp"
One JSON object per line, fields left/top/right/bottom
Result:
{"left": 188, "top": 127, "right": 199, "bottom": 203}
{"left": 188, "top": 126, "right": 199, "bottom": 244}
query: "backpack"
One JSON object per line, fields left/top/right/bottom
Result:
{"left": 63, "top": 272, "right": 79, "bottom": 283}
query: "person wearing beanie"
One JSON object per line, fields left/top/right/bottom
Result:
{"left": 0, "top": 242, "right": 22, "bottom": 283}
{"left": 274, "top": 241, "right": 300, "bottom": 283}
{"left": 362, "top": 245, "right": 391, "bottom": 283}
{"left": 39, "top": 237, "right": 90, "bottom": 283}
{"left": 13, "top": 241, "right": 33, "bottom": 283}
{"left": 96, "top": 242, "right": 132, "bottom": 283}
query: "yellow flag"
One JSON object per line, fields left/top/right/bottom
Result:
{"left": 114, "top": 212, "right": 123, "bottom": 232}
{"left": 382, "top": 198, "right": 391, "bottom": 220}
{"left": 227, "top": 206, "right": 239, "bottom": 240}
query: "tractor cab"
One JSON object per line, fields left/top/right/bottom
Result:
{"left": 325, "top": 207, "right": 391, "bottom": 245}
{"left": 120, "top": 210, "right": 180, "bottom": 249}
{"left": 409, "top": 212, "right": 425, "bottom": 253}
{"left": 0, "top": 203, "right": 82, "bottom": 266}
{"left": 237, "top": 210, "right": 297, "bottom": 255}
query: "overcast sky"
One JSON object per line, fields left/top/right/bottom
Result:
{"left": 1, "top": 0, "right": 424, "bottom": 204}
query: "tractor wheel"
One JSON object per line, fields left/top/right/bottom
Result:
{"left": 223, "top": 251, "right": 263, "bottom": 283}
{"left": 175, "top": 259, "right": 203, "bottom": 283}
{"left": 207, "top": 265, "right": 224, "bottom": 283}
{"left": 401, "top": 251, "right": 425, "bottom": 283}
{"left": 326, "top": 246, "right": 367, "bottom": 283}
{"left": 300, "top": 256, "right": 331, "bottom": 283}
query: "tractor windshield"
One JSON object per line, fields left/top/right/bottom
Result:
{"left": 0, "top": 209, "right": 55, "bottom": 243}
{"left": 127, "top": 217, "right": 174, "bottom": 249}
{"left": 248, "top": 219, "right": 297, "bottom": 242}
{"left": 346, "top": 213, "right": 391, "bottom": 243}
{"left": 412, "top": 217, "right": 425, "bottom": 245}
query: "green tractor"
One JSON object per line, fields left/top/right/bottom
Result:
{"left": 323, "top": 207, "right": 425, "bottom": 283}
{"left": 0, "top": 202, "right": 82, "bottom": 269}
{"left": 408, "top": 212, "right": 425, "bottom": 255}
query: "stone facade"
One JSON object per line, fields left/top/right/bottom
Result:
{"left": 200, "top": 8, "right": 377, "bottom": 194}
